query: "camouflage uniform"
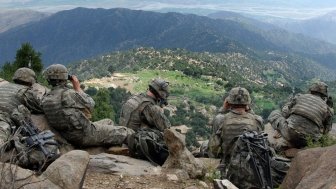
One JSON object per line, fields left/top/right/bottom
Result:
{"left": 42, "top": 64, "right": 133, "bottom": 147}
{"left": 0, "top": 68, "right": 59, "bottom": 169}
{"left": 120, "top": 93, "right": 171, "bottom": 132}
{"left": 214, "top": 87, "right": 270, "bottom": 188}
{"left": 120, "top": 78, "right": 171, "bottom": 165}
{"left": 207, "top": 107, "right": 225, "bottom": 158}
{"left": 268, "top": 82, "right": 333, "bottom": 148}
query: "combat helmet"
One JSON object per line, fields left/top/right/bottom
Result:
{"left": 227, "top": 87, "right": 251, "bottom": 105}
{"left": 12, "top": 67, "right": 36, "bottom": 85}
{"left": 309, "top": 81, "right": 328, "bottom": 97}
{"left": 43, "top": 64, "right": 68, "bottom": 80}
{"left": 149, "top": 78, "right": 170, "bottom": 100}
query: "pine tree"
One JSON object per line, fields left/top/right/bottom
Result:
{"left": 0, "top": 42, "right": 43, "bottom": 81}
{"left": 13, "top": 42, "right": 43, "bottom": 73}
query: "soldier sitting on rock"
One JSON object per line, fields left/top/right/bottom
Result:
{"left": 119, "top": 78, "right": 171, "bottom": 165}
{"left": 41, "top": 64, "right": 134, "bottom": 148}
{"left": 211, "top": 87, "right": 290, "bottom": 189}
{"left": 268, "top": 81, "right": 333, "bottom": 152}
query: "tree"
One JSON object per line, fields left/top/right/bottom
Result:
{"left": 14, "top": 42, "right": 43, "bottom": 73}
{"left": 0, "top": 43, "right": 43, "bottom": 81}
{"left": 92, "top": 88, "right": 115, "bottom": 121}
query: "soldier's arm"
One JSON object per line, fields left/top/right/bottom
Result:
{"left": 323, "top": 108, "right": 334, "bottom": 134}
{"left": 212, "top": 113, "right": 225, "bottom": 135}
{"left": 281, "top": 95, "right": 297, "bottom": 118}
{"left": 18, "top": 88, "right": 44, "bottom": 114}
{"left": 142, "top": 104, "right": 171, "bottom": 132}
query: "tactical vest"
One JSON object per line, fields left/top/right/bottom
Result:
{"left": 0, "top": 83, "right": 28, "bottom": 114}
{"left": 220, "top": 111, "right": 262, "bottom": 155}
{"left": 120, "top": 94, "right": 155, "bottom": 131}
{"left": 290, "top": 94, "right": 328, "bottom": 128}
{"left": 43, "top": 86, "right": 91, "bottom": 132}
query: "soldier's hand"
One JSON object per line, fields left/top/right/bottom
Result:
{"left": 70, "top": 75, "right": 82, "bottom": 92}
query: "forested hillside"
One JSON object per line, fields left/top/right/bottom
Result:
{"left": 68, "top": 47, "right": 336, "bottom": 146}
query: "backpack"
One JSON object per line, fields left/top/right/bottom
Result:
{"left": 127, "top": 128, "right": 169, "bottom": 166}
{"left": 219, "top": 131, "right": 275, "bottom": 189}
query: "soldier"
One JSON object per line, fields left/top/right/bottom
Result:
{"left": 209, "top": 87, "right": 263, "bottom": 158}
{"left": 268, "top": 81, "right": 333, "bottom": 149}
{"left": 0, "top": 67, "right": 59, "bottom": 170}
{"left": 119, "top": 78, "right": 171, "bottom": 165}
{"left": 214, "top": 87, "right": 289, "bottom": 189}
{"left": 41, "top": 64, "right": 133, "bottom": 147}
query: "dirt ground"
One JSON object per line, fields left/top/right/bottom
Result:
{"left": 83, "top": 158, "right": 219, "bottom": 189}
{"left": 83, "top": 171, "right": 214, "bottom": 189}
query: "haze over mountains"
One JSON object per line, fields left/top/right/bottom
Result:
{"left": 1, "top": 7, "right": 336, "bottom": 72}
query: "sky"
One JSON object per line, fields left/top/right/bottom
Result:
{"left": 1, "top": 0, "right": 336, "bottom": 19}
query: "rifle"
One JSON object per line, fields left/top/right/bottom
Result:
{"left": 19, "top": 119, "right": 58, "bottom": 160}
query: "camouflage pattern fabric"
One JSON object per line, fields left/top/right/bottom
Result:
{"left": 42, "top": 85, "right": 134, "bottom": 147}
{"left": 268, "top": 93, "right": 333, "bottom": 148}
{"left": 219, "top": 110, "right": 263, "bottom": 156}
{"left": 208, "top": 113, "right": 225, "bottom": 158}
{"left": 120, "top": 93, "right": 171, "bottom": 132}
{"left": 221, "top": 131, "right": 290, "bottom": 189}
{"left": 127, "top": 128, "right": 168, "bottom": 166}
{"left": 0, "top": 107, "right": 58, "bottom": 171}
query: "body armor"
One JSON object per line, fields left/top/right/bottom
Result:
{"left": 120, "top": 94, "right": 155, "bottom": 131}
{"left": 42, "top": 86, "right": 91, "bottom": 134}
{"left": 220, "top": 111, "right": 262, "bottom": 154}
{"left": 0, "top": 83, "right": 28, "bottom": 114}
{"left": 291, "top": 94, "right": 328, "bottom": 128}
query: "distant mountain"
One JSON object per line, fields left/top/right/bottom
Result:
{"left": 0, "top": 9, "right": 49, "bottom": 33}
{"left": 207, "top": 11, "right": 279, "bottom": 31}
{"left": 0, "top": 7, "right": 336, "bottom": 70}
{"left": 268, "top": 11, "right": 336, "bottom": 45}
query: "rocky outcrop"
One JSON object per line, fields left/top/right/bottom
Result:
{"left": 88, "top": 153, "right": 161, "bottom": 176}
{"left": 0, "top": 150, "right": 89, "bottom": 189}
{"left": 281, "top": 145, "right": 336, "bottom": 189}
{"left": 163, "top": 128, "right": 206, "bottom": 179}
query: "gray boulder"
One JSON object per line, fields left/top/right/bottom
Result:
{"left": 88, "top": 153, "right": 161, "bottom": 176}
{"left": 0, "top": 150, "right": 89, "bottom": 189}
{"left": 281, "top": 145, "right": 336, "bottom": 189}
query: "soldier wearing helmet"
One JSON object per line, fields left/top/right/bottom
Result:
{"left": 207, "top": 87, "right": 264, "bottom": 188}
{"left": 120, "top": 78, "right": 171, "bottom": 131}
{"left": 208, "top": 87, "right": 263, "bottom": 159}
{"left": 12, "top": 67, "right": 37, "bottom": 86}
{"left": 12, "top": 67, "right": 50, "bottom": 100}
{"left": 268, "top": 81, "right": 333, "bottom": 150}
{"left": 42, "top": 64, "right": 134, "bottom": 148}
{"left": 119, "top": 78, "right": 171, "bottom": 165}
{"left": 0, "top": 67, "right": 59, "bottom": 170}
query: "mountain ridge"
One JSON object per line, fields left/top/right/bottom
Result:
{"left": 1, "top": 7, "right": 336, "bottom": 71}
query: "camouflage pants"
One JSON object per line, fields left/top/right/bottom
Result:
{"left": 0, "top": 120, "right": 11, "bottom": 147}
{"left": 268, "top": 110, "right": 321, "bottom": 148}
{"left": 63, "top": 119, "right": 134, "bottom": 147}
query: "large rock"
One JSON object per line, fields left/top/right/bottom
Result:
{"left": 0, "top": 150, "right": 89, "bottom": 189}
{"left": 163, "top": 128, "right": 206, "bottom": 179}
{"left": 88, "top": 153, "right": 161, "bottom": 176}
{"left": 281, "top": 145, "right": 336, "bottom": 189}
{"left": 43, "top": 150, "right": 90, "bottom": 189}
